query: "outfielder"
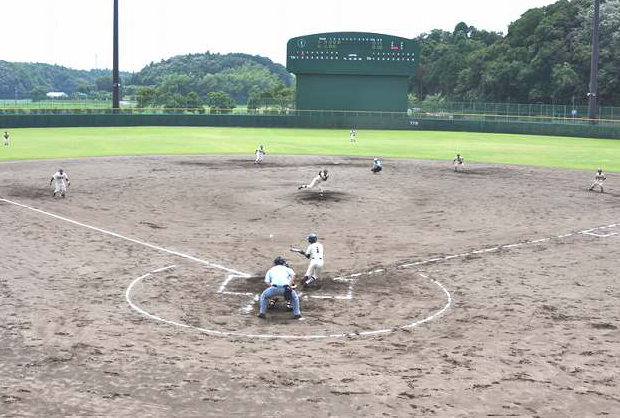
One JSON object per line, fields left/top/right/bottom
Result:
{"left": 292, "top": 233, "right": 324, "bottom": 287}
{"left": 589, "top": 168, "right": 606, "bottom": 193}
{"left": 298, "top": 169, "right": 329, "bottom": 193}
{"left": 50, "top": 169, "right": 70, "bottom": 198}
{"left": 3, "top": 131, "right": 8, "bottom": 146}
{"left": 371, "top": 158, "right": 382, "bottom": 174}
{"left": 254, "top": 145, "right": 266, "bottom": 164}
{"left": 257, "top": 257, "right": 301, "bottom": 319}
{"left": 350, "top": 128, "right": 357, "bottom": 142}
{"left": 453, "top": 154, "right": 465, "bottom": 171}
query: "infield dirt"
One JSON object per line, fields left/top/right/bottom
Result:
{"left": 1, "top": 155, "right": 619, "bottom": 417}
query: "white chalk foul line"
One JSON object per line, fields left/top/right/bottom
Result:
{"left": 0, "top": 197, "right": 250, "bottom": 278}
{"left": 126, "top": 266, "right": 452, "bottom": 340}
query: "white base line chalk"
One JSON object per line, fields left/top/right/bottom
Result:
{"left": 126, "top": 266, "right": 452, "bottom": 340}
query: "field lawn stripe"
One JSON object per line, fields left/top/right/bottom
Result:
{"left": 0, "top": 197, "right": 250, "bottom": 278}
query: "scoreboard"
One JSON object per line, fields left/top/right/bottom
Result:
{"left": 287, "top": 32, "right": 418, "bottom": 77}
{"left": 286, "top": 32, "right": 419, "bottom": 112}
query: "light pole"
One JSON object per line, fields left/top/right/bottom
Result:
{"left": 113, "top": 0, "right": 120, "bottom": 110}
{"left": 587, "top": 0, "right": 600, "bottom": 122}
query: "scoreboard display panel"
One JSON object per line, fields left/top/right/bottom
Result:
{"left": 287, "top": 32, "right": 419, "bottom": 77}
{"left": 287, "top": 32, "right": 418, "bottom": 112}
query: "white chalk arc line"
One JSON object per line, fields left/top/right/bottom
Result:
{"left": 125, "top": 265, "right": 453, "bottom": 340}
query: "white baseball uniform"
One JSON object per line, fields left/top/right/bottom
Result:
{"left": 3, "top": 132, "right": 8, "bottom": 146}
{"left": 300, "top": 172, "right": 328, "bottom": 192}
{"left": 453, "top": 156, "right": 465, "bottom": 171}
{"left": 52, "top": 171, "right": 69, "bottom": 196}
{"left": 590, "top": 171, "right": 606, "bottom": 192}
{"left": 350, "top": 130, "right": 357, "bottom": 142}
{"left": 304, "top": 242, "right": 324, "bottom": 280}
{"left": 255, "top": 147, "right": 265, "bottom": 164}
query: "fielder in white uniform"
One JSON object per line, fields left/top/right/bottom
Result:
{"left": 589, "top": 168, "right": 607, "bottom": 193}
{"left": 3, "top": 131, "right": 8, "bottom": 146}
{"left": 254, "top": 145, "right": 265, "bottom": 164}
{"left": 301, "top": 233, "right": 324, "bottom": 287}
{"left": 50, "top": 169, "right": 70, "bottom": 198}
{"left": 453, "top": 154, "right": 465, "bottom": 171}
{"left": 298, "top": 170, "right": 329, "bottom": 193}
{"left": 350, "top": 128, "right": 357, "bottom": 142}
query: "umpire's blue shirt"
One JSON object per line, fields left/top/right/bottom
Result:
{"left": 265, "top": 265, "right": 295, "bottom": 287}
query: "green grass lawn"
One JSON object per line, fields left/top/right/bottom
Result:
{"left": 0, "top": 126, "right": 618, "bottom": 171}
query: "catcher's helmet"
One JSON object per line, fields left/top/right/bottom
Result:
{"left": 307, "top": 233, "right": 318, "bottom": 243}
{"left": 274, "top": 256, "right": 286, "bottom": 266}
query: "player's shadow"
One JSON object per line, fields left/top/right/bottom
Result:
{"left": 5, "top": 186, "right": 52, "bottom": 200}
{"left": 293, "top": 190, "right": 353, "bottom": 204}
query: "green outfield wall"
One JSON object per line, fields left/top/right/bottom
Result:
{"left": 1, "top": 113, "right": 619, "bottom": 139}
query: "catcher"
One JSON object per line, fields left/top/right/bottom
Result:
{"left": 291, "top": 233, "right": 324, "bottom": 287}
{"left": 298, "top": 169, "right": 329, "bottom": 193}
{"left": 589, "top": 168, "right": 606, "bottom": 193}
{"left": 453, "top": 154, "right": 465, "bottom": 171}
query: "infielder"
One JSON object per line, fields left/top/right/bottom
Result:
{"left": 3, "top": 131, "right": 8, "bottom": 146}
{"left": 589, "top": 168, "right": 606, "bottom": 193}
{"left": 257, "top": 256, "right": 301, "bottom": 319}
{"left": 453, "top": 154, "right": 465, "bottom": 171}
{"left": 50, "top": 169, "right": 70, "bottom": 198}
{"left": 371, "top": 158, "right": 382, "bottom": 174}
{"left": 298, "top": 169, "right": 329, "bottom": 193}
{"left": 292, "top": 233, "right": 324, "bottom": 287}
{"left": 254, "top": 145, "right": 266, "bottom": 164}
{"left": 350, "top": 128, "right": 357, "bottom": 142}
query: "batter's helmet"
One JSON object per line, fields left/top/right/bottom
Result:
{"left": 274, "top": 256, "right": 286, "bottom": 266}
{"left": 307, "top": 233, "right": 318, "bottom": 243}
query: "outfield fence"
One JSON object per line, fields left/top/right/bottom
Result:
{"left": 1, "top": 106, "right": 620, "bottom": 140}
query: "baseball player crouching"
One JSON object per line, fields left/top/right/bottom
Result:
{"left": 298, "top": 169, "right": 329, "bottom": 193}
{"left": 254, "top": 145, "right": 265, "bottom": 164}
{"left": 371, "top": 158, "right": 382, "bottom": 174}
{"left": 258, "top": 257, "right": 301, "bottom": 319}
{"left": 589, "top": 168, "right": 606, "bottom": 193}
{"left": 453, "top": 154, "right": 465, "bottom": 171}
{"left": 50, "top": 169, "right": 70, "bottom": 198}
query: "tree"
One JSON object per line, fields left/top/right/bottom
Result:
{"left": 136, "top": 87, "right": 158, "bottom": 108}
{"left": 95, "top": 75, "right": 114, "bottom": 92}
{"left": 30, "top": 86, "right": 48, "bottom": 101}
{"left": 206, "top": 91, "right": 235, "bottom": 110}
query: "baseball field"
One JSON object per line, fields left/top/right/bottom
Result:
{"left": 1, "top": 127, "right": 619, "bottom": 417}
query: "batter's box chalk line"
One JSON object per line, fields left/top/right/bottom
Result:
{"left": 579, "top": 224, "right": 619, "bottom": 238}
{"left": 217, "top": 272, "right": 358, "bottom": 314}
{"left": 126, "top": 265, "right": 452, "bottom": 340}
{"left": 2, "top": 197, "right": 617, "bottom": 339}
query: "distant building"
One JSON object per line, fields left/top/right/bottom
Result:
{"left": 46, "top": 92, "right": 68, "bottom": 99}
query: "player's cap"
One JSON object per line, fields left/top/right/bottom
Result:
{"left": 374, "top": 158, "right": 378, "bottom": 162}
{"left": 598, "top": 167, "right": 602, "bottom": 171}
{"left": 274, "top": 256, "right": 286, "bottom": 266}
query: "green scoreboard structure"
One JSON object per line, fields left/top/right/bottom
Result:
{"left": 287, "top": 32, "right": 419, "bottom": 112}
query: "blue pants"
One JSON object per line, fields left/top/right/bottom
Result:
{"left": 259, "top": 286, "right": 300, "bottom": 316}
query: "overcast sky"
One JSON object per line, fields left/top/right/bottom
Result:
{"left": 0, "top": 0, "right": 557, "bottom": 72}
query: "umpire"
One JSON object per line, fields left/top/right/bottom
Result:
{"left": 257, "top": 257, "right": 301, "bottom": 319}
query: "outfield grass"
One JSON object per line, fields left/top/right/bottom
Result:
{"left": 0, "top": 127, "right": 618, "bottom": 171}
